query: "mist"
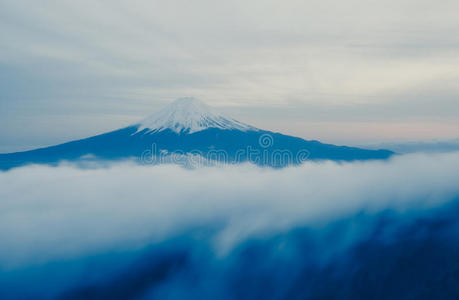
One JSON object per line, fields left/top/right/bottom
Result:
{"left": 1, "top": 153, "right": 459, "bottom": 299}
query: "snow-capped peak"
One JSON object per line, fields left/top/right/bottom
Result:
{"left": 135, "top": 97, "right": 257, "bottom": 134}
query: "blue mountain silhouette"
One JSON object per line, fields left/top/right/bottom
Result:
{"left": 0, "top": 98, "right": 393, "bottom": 170}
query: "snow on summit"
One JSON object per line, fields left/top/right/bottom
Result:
{"left": 136, "top": 97, "right": 257, "bottom": 134}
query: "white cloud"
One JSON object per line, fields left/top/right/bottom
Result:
{"left": 0, "top": 152, "right": 459, "bottom": 269}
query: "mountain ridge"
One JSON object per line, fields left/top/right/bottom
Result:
{"left": 0, "top": 98, "right": 394, "bottom": 170}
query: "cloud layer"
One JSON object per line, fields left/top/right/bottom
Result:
{"left": 0, "top": 152, "right": 458, "bottom": 264}
{"left": 1, "top": 153, "right": 459, "bottom": 298}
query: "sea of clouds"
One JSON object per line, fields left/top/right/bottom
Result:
{"left": 1, "top": 152, "right": 459, "bottom": 299}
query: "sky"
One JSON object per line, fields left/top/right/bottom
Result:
{"left": 1, "top": 0, "right": 459, "bottom": 152}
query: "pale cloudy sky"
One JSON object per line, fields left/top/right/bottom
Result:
{"left": 1, "top": 0, "right": 458, "bottom": 152}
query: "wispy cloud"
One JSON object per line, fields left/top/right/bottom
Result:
{"left": 1, "top": 153, "right": 459, "bottom": 297}
{"left": 0, "top": 152, "right": 458, "bottom": 267}
{"left": 1, "top": 0, "right": 459, "bottom": 150}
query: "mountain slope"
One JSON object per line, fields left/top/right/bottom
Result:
{"left": 0, "top": 98, "right": 393, "bottom": 170}
{"left": 136, "top": 97, "right": 256, "bottom": 134}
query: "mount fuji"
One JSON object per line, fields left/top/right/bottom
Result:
{"left": 0, "top": 98, "right": 393, "bottom": 170}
